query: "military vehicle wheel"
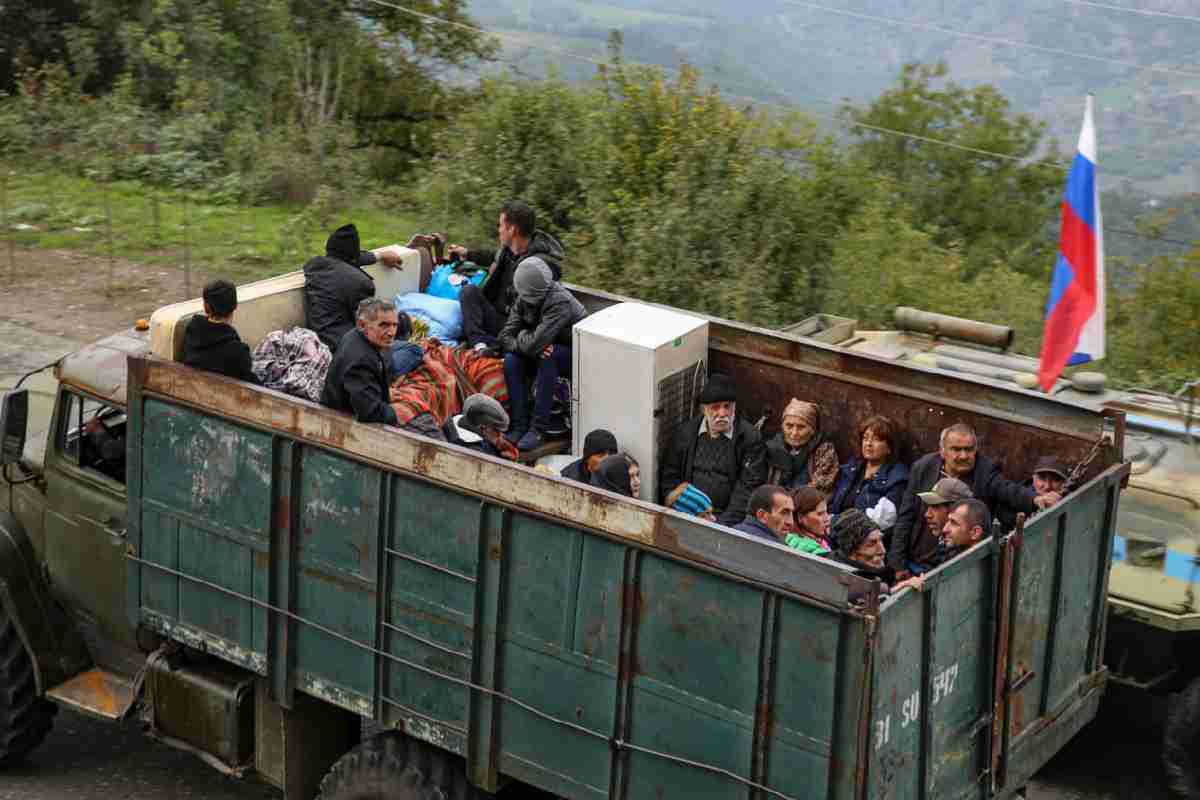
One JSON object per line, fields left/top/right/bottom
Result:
{"left": 317, "top": 730, "right": 487, "bottom": 800}
{"left": 0, "top": 606, "right": 56, "bottom": 766}
{"left": 1164, "top": 675, "right": 1200, "bottom": 798}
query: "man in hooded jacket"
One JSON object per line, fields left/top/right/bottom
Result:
{"left": 304, "top": 223, "right": 402, "bottom": 351}
{"left": 181, "top": 279, "right": 258, "bottom": 384}
{"left": 499, "top": 259, "right": 586, "bottom": 451}
{"left": 448, "top": 200, "right": 565, "bottom": 349}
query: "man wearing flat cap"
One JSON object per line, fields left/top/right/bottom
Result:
{"left": 449, "top": 394, "right": 517, "bottom": 460}
{"left": 660, "top": 374, "right": 766, "bottom": 527}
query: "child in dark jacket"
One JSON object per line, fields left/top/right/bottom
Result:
{"left": 181, "top": 279, "right": 259, "bottom": 384}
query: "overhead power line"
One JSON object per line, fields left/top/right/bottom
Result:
{"left": 784, "top": 0, "right": 1200, "bottom": 80}
{"left": 1059, "top": 0, "right": 1200, "bottom": 24}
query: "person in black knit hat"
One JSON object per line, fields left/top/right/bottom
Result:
{"left": 659, "top": 373, "right": 766, "bottom": 527}
{"left": 560, "top": 429, "right": 620, "bottom": 485}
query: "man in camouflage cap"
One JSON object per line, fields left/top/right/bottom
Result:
{"left": 903, "top": 477, "right": 974, "bottom": 575}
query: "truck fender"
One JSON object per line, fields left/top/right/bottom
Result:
{"left": 0, "top": 511, "right": 90, "bottom": 695}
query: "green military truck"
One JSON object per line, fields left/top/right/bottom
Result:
{"left": 786, "top": 308, "right": 1200, "bottom": 796}
{"left": 0, "top": 275, "right": 1129, "bottom": 799}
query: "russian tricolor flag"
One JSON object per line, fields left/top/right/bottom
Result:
{"left": 1038, "top": 95, "right": 1105, "bottom": 392}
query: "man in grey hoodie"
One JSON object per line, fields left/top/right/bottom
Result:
{"left": 499, "top": 259, "right": 586, "bottom": 451}
{"left": 448, "top": 200, "right": 566, "bottom": 349}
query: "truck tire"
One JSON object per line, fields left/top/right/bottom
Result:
{"left": 1164, "top": 675, "right": 1200, "bottom": 798}
{"left": 0, "top": 606, "right": 56, "bottom": 766}
{"left": 317, "top": 730, "right": 487, "bottom": 800}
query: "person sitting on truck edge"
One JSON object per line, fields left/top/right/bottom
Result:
{"left": 765, "top": 398, "right": 840, "bottom": 495}
{"left": 829, "top": 414, "right": 908, "bottom": 530}
{"left": 181, "top": 279, "right": 259, "bottom": 384}
{"left": 888, "top": 423, "right": 1059, "bottom": 577}
{"left": 498, "top": 259, "right": 587, "bottom": 451}
{"left": 1029, "top": 456, "right": 1069, "bottom": 497}
{"left": 321, "top": 298, "right": 401, "bottom": 425}
{"left": 590, "top": 454, "right": 636, "bottom": 497}
{"left": 732, "top": 484, "right": 794, "bottom": 543}
{"left": 452, "top": 394, "right": 517, "bottom": 460}
{"left": 933, "top": 498, "right": 991, "bottom": 566}
{"left": 623, "top": 453, "right": 642, "bottom": 498}
{"left": 660, "top": 374, "right": 767, "bottom": 527}
{"left": 447, "top": 200, "right": 566, "bottom": 350}
{"left": 304, "top": 223, "right": 403, "bottom": 352}
{"left": 561, "top": 429, "right": 619, "bottom": 484}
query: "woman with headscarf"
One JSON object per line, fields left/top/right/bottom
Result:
{"left": 785, "top": 486, "right": 832, "bottom": 556}
{"left": 590, "top": 454, "right": 634, "bottom": 497}
{"left": 766, "top": 398, "right": 840, "bottom": 495}
{"left": 829, "top": 414, "right": 908, "bottom": 532}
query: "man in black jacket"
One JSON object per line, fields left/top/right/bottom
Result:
{"left": 448, "top": 200, "right": 565, "bottom": 349}
{"left": 321, "top": 298, "right": 401, "bottom": 425}
{"left": 181, "top": 279, "right": 258, "bottom": 384}
{"left": 304, "top": 223, "right": 402, "bottom": 351}
{"left": 499, "top": 260, "right": 587, "bottom": 451}
{"left": 888, "top": 423, "right": 1062, "bottom": 574}
{"left": 659, "top": 374, "right": 767, "bottom": 527}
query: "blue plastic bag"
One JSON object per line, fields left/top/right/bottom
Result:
{"left": 426, "top": 263, "right": 487, "bottom": 300}
{"left": 394, "top": 292, "right": 464, "bottom": 342}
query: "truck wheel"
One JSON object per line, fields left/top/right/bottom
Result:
{"left": 0, "top": 607, "right": 56, "bottom": 766}
{"left": 1164, "top": 675, "right": 1200, "bottom": 798}
{"left": 317, "top": 730, "right": 486, "bottom": 800}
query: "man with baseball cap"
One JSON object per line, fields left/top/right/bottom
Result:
{"left": 560, "top": 429, "right": 619, "bottom": 485}
{"left": 900, "top": 477, "right": 974, "bottom": 574}
{"left": 1030, "top": 456, "right": 1069, "bottom": 497}
{"left": 660, "top": 374, "right": 767, "bottom": 527}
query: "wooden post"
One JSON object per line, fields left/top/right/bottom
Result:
{"left": 105, "top": 183, "right": 116, "bottom": 297}
{"left": 183, "top": 191, "right": 192, "bottom": 297}
{"left": 1, "top": 166, "right": 13, "bottom": 279}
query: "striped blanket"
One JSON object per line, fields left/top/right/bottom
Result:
{"left": 388, "top": 341, "right": 509, "bottom": 427}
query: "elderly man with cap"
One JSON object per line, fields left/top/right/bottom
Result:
{"left": 561, "top": 429, "right": 620, "bottom": 485}
{"left": 1030, "top": 456, "right": 1069, "bottom": 497}
{"left": 449, "top": 394, "right": 518, "bottom": 460}
{"left": 660, "top": 374, "right": 767, "bottom": 527}
{"left": 499, "top": 259, "right": 587, "bottom": 451}
{"left": 303, "top": 223, "right": 403, "bottom": 352}
{"left": 888, "top": 423, "right": 1061, "bottom": 576}
{"left": 888, "top": 477, "right": 972, "bottom": 576}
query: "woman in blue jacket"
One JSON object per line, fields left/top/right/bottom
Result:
{"left": 830, "top": 415, "right": 909, "bottom": 533}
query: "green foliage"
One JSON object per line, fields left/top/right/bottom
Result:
{"left": 845, "top": 63, "right": 1064, "bottom": 279}
{"left": 1107, "top": 247, "right": 1200, "bottom": 384}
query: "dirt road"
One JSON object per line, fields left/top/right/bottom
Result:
{"left": 0, "top": 249, "right": 1176, "bottom": 799}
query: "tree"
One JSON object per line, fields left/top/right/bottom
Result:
{"left": 845, "top": 62, "right": 1064, "bottom": 279}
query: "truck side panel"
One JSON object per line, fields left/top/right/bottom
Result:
{"left": 129, "top": 391, "right": 873, "bottom": 800}
{"left": 870, "top": 540, "right": 996, "bottom": 800}
{"left": 1000, "top": 467, "right": 1122, "bottom": 791}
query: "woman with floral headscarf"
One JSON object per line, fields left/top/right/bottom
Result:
{"left": 766, "top": 399, "right": 840, "bottom": 495}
